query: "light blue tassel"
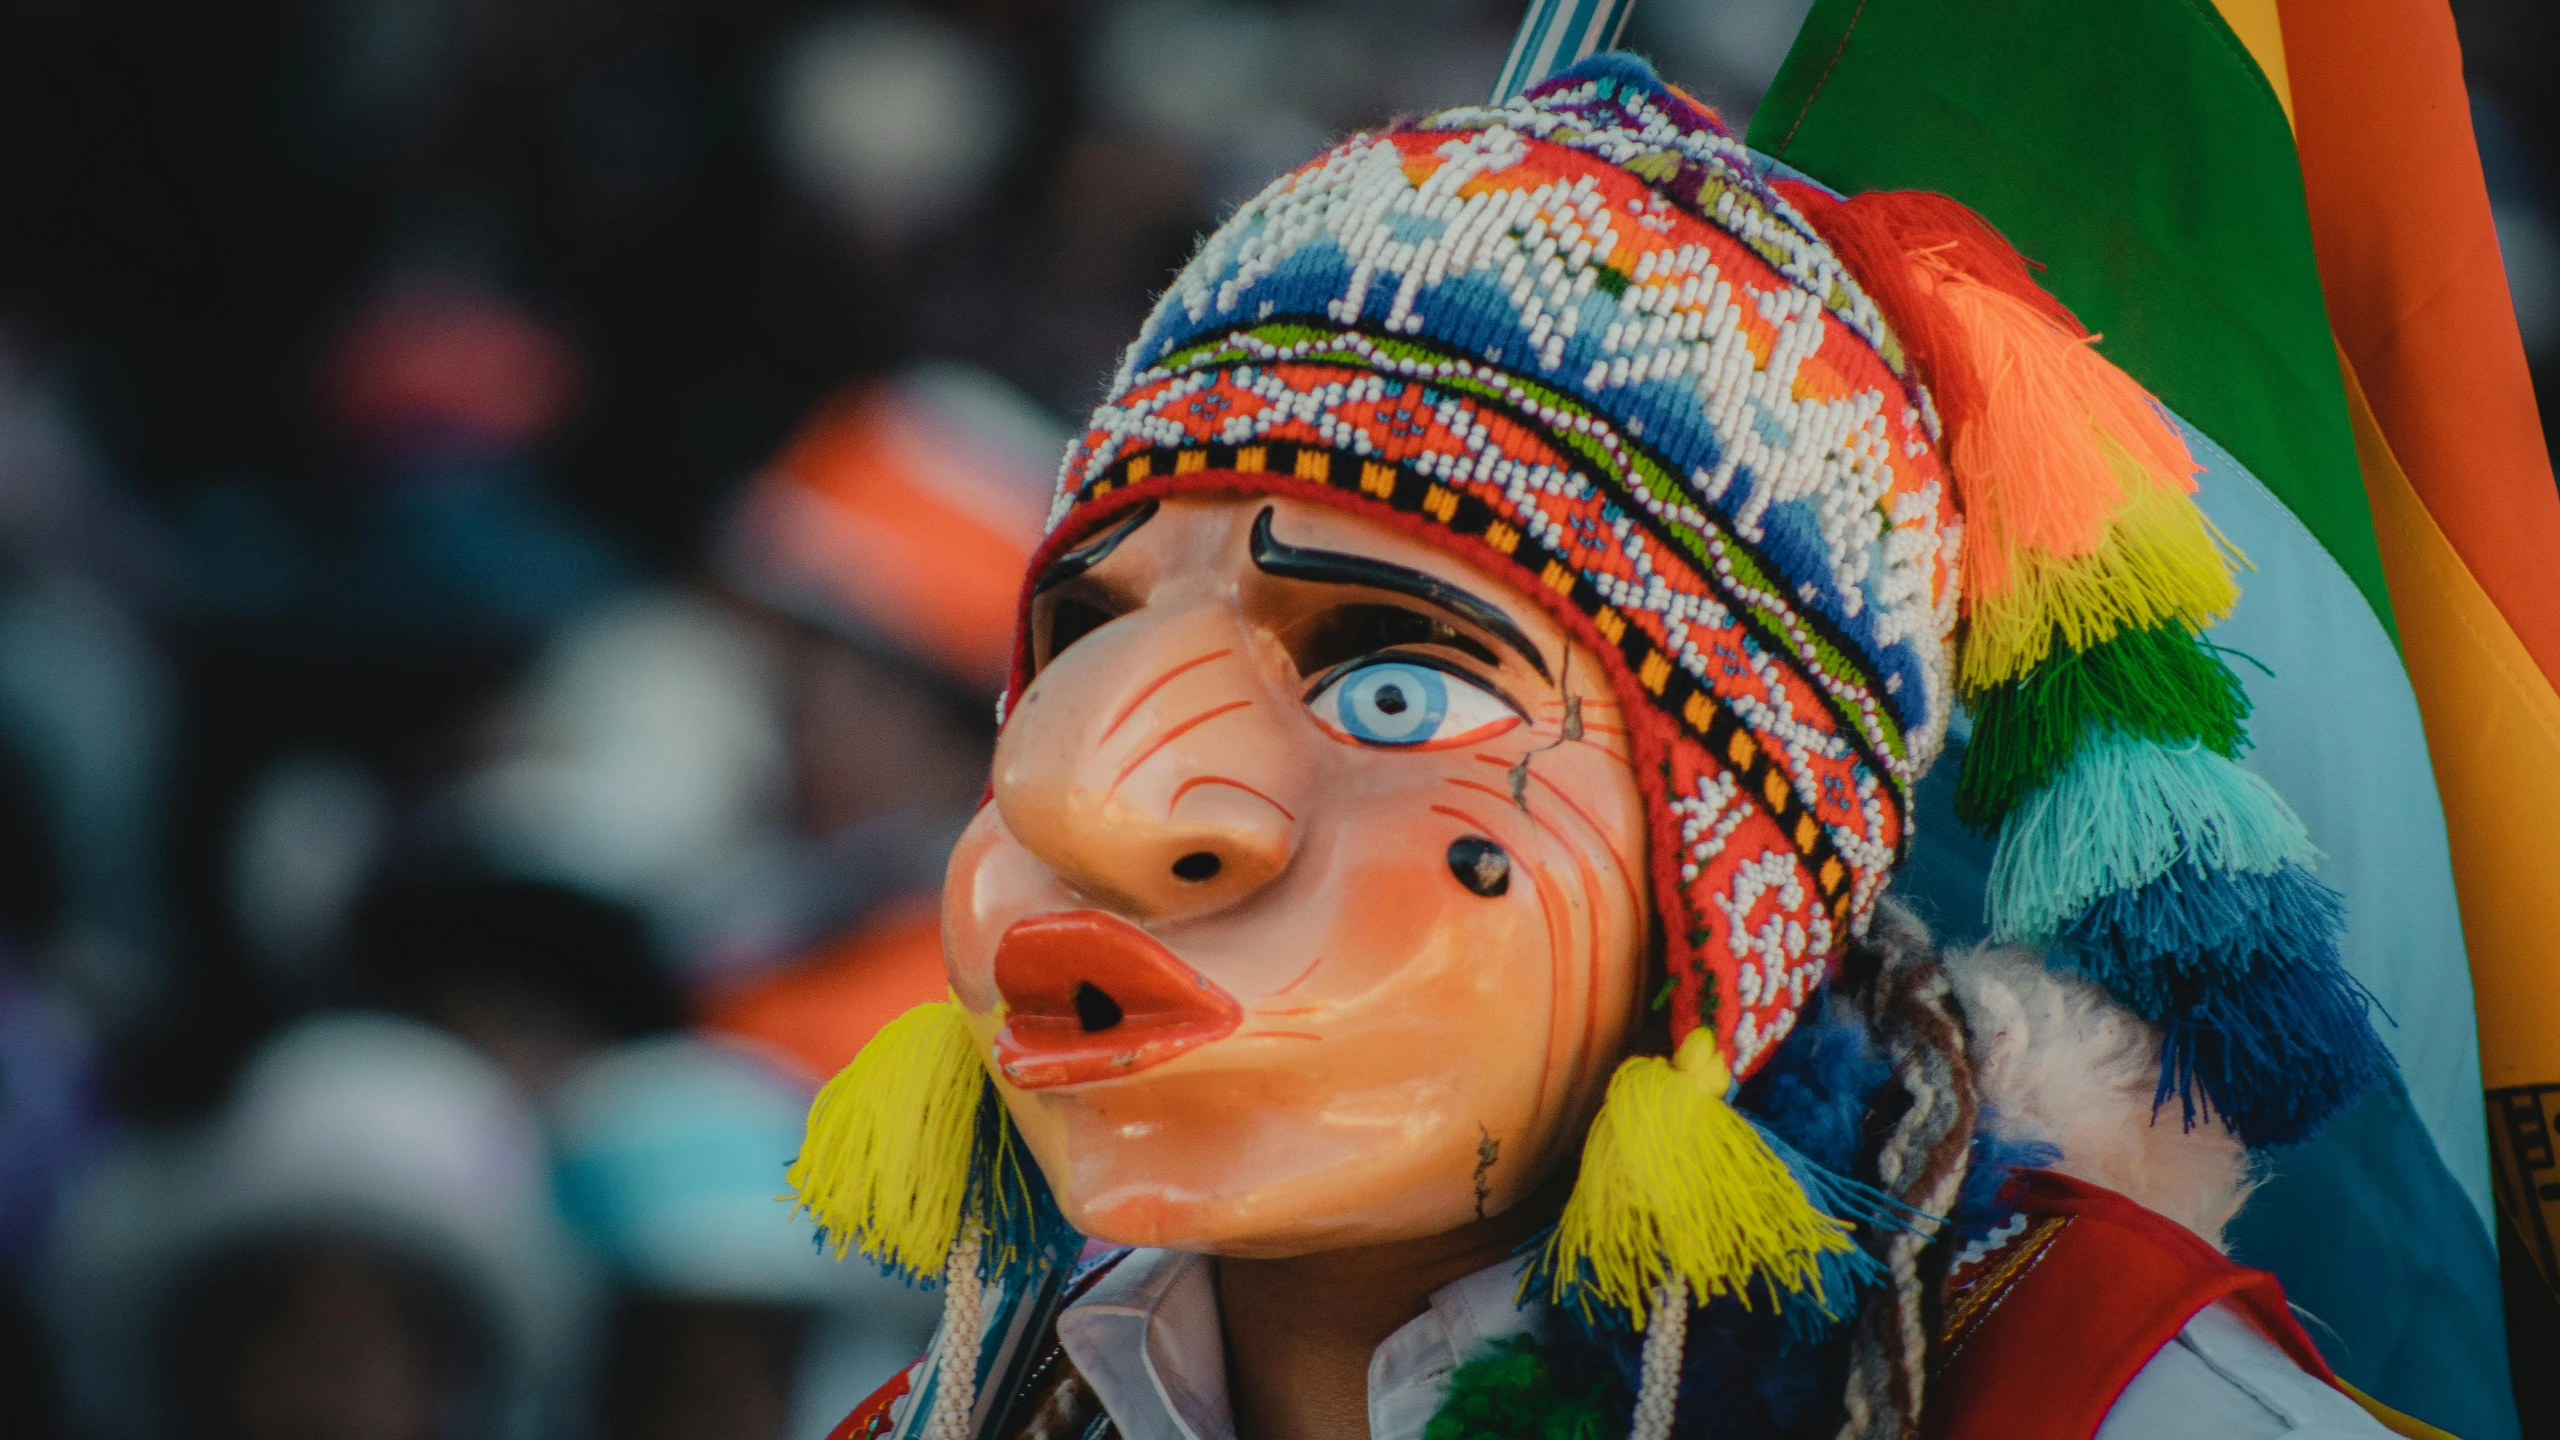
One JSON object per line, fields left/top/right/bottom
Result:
{"left": 1985, "top": 735, "right": 2320, "bottom": 944}
{"left": 965, "top": 1081, "right": 1081, "bottom": 1289}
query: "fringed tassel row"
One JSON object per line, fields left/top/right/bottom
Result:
{"left": 1978, "top": 729, "right": 2389, "bottom": 1147}
{"left": 2050, "top": 858, "right": 2389, "bottom": 1146}
{"left": 1957, "top": 438, "right": 2241, "bottom": 688}
{"left": 1539, "top": 1031, "right": 1913, "bottom": 1334}
{"left": 1954, "top": 621, "right": 2253, "bottom": 829}
{"left": 1786, "top": 188, "right": 2240, "bottom": 688}
{"left": 1983, "top": 735, "right": 2321, "bottom": 943}
{"left": 785, "top": 998, "right": 1073, "bottom": 1287}
{"left": 1796, "top": 187, "right": 2392, "bottom": 1148}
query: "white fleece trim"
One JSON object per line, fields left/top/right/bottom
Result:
{"left": 1947, "top": 945, "right": 2253, "bottom": 1249}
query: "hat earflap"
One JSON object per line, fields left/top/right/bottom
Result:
{"left": 1538, "top": 1030, "right": 1913, "bottom": 1336}
{"left": 786, "top": 997, "right": 1071, "bottom": 1287}
{"left": 1791, "top": 186, "right": 2393, "bottom": 1148}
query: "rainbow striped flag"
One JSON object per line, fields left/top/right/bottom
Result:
{"left": 1750, "top": 0, "right": 2558, "bottom": 1432}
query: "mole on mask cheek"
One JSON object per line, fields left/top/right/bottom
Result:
{"left": 1447, "top": 836, "right": 1511, "bottom": 897}
{"left": 946, "top": 495, "right": 1651, "bottom": 1257}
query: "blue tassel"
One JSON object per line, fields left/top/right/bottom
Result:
{"left": 1947, "top": 1121, "right": 2062, "bottom": 1245}
{"left": 1732, "top": 993, "right": 1930, "bottom": 1341}
{"left": 964, "top": 1079, "right": 1080, "bottom": 1288}
{"left": 1735, "top": 991, "right": 1891, "bottom": 1175}
{"left": 2154, "top": 954, "right": 2394, "bottom": 1149}
{"left": 2046, "top": 862, "right": 2389, "bottom": 1148}
{"left": 1751, "top": 1123, "right": 1912, "bottom": 1342}
{"left": 2044, "top": 859, "right": 2346, "bottom": 1015}
{"left": 1986, "top": 736, "right": 2319, "bottom": 943}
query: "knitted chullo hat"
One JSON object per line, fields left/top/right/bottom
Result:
{"left": 786, "top": 49, "right": 2390, "bottom": 1366}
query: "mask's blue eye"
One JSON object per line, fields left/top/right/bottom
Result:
{"left": 1314, "top": 660, "right": 1522, "bottom": 750}
{"left": 1337, "top": 662, "right": 1448, "bottom": 745}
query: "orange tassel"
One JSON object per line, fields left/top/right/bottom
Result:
{"left": 1918, "top": 252, "right": 2207, "bottom": 597}
{"left": 1788, "top": 186, "right": 2235, "bottom": 690}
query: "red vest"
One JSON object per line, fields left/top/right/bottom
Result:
{"left": 833, "top": 1172, "right": 2433, "bottom": 1440}
{"left": 1932, "top": 1170, "right": 2339, "bottom": 1439}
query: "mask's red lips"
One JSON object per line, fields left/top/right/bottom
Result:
{"left": 991, "top": 911, "right": 1242, "bottom": 1089}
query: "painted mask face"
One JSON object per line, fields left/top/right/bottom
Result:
{"left": 943, "top": 493, "right": 1650, "bottom": 1257}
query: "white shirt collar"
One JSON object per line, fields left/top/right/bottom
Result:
{"left": 1054, "top": 1249, "right": 1542, "bottom": 1440}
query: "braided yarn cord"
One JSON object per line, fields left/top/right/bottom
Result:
{"left": 1837, "top": 905, "right": 1979, "bottom": 1440}
{"left": 1629, "top": 1277, "right": 1691, "bottom": 1440}
{"left": 924, "top": 1228, "right": 987, "bottom": 1440}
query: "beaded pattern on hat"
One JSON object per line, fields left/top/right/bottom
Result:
{"left": 1034, "top": 63, "right": 1960, "bottom": 1077}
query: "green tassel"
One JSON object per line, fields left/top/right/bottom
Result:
{"left": 1957, "top": 621, "right": 2253, "bottom": 831}
{"left": 1424, "top": 1337, "right": 1612, "bottom": 1440}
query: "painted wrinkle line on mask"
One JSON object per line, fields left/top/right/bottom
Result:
{"left": 1435, "top": 792, "right": 1571, "bottom": 1135}
{"left": 1167, "top": 773, "right": 1296, "bottom": 823}
{"left": 1537, "top": 698, "right": 1633, "bottom": 756}
{"left": 1106, "top": 700, "right": 1254, "bottom": 799}
{"left": 1526, "top": 766, "right": 1634, "bottom": 1089}
{"left": 1101, "top": 647, "right": 1236, "bottom": 744}
{"left": 1265, "top": 952, "right": 1327, "bottom": 999}
{"left": 1472, "top": 753, "right": 1644, "bottom": 922}
{"left": 1447, "top": 770, "right": 1613, "bottom": 1112}
{"left": 1244, "top": 1031, "right": 1322, "bottom": 1041}
{"left": 1481, "top": 749, "right": 1646, "bottom": 1090}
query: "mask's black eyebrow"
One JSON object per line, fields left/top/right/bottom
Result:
{"left": 1249, "top": 506, "right": 1551, "bottom": 682}
{"left": 1034, "top": 500, "right": 1160, "bottom": 593}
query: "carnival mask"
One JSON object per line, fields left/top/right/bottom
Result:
{"left": 942, "top": 492, "right": 1650, "bottom": 1257}
{"left": 795, "top": 60, "right": 2381, "bottom": 1368}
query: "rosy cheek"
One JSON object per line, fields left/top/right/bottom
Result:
{"left": 1311, "top": 792, "right": 1572, "bottom": 1115}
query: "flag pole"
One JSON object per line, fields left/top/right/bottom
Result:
{"left": 1490, "top": 0, "right": 1637, "bottom": 102}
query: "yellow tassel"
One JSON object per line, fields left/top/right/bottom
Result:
{"left": 1958, "top": 464, "right": 2245, "bottom": 691}
{"left": 785, "top": 997, "right": 987, "bottom": 1279}
{"left": 1546, "top": 1031, "right": 1856, "bottom": 1329}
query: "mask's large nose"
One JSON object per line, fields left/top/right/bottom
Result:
{"left": 993, "top": 605, "right": 1303, "bottom": 922}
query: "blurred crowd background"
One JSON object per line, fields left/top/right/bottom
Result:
{"left": 0, "top": 1, "right": 2553, "bottom": 1437}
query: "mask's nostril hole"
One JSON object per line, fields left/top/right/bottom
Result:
{"left": 1171, "top": 851, "right": 1222, "bottom": 882}
{"left": 1073, "top": 982, "right": 1124, "bottom": 1033}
